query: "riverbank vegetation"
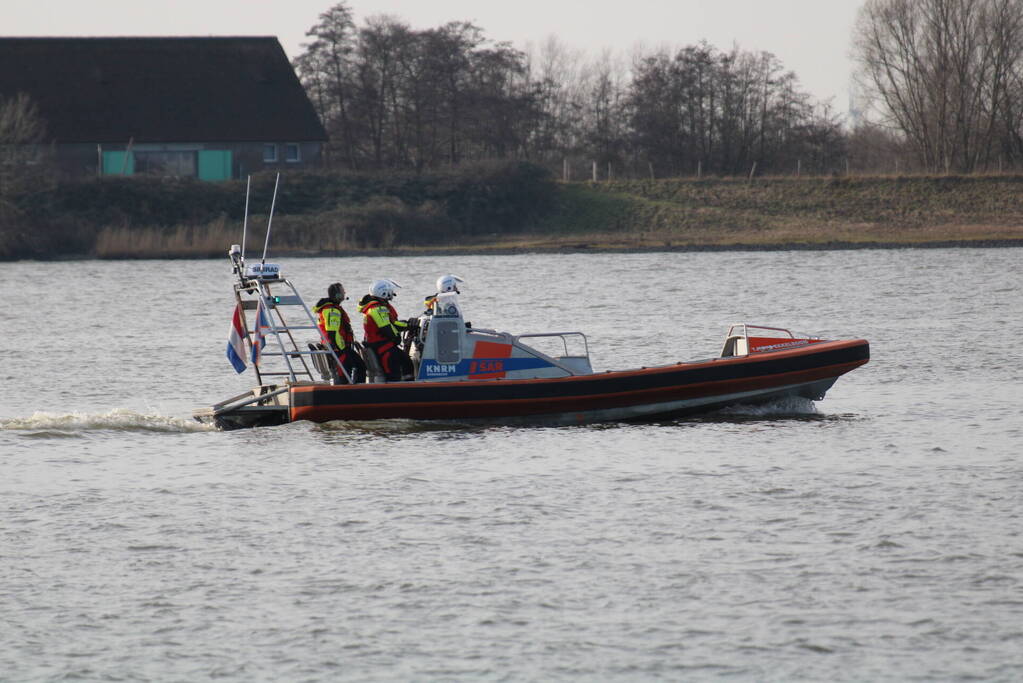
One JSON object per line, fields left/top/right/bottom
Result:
{"left": 0, "top": 162, "right": 557, "bottom": 259}
{"left": 3, "top": 164, "right": 1022, "bottom": 260}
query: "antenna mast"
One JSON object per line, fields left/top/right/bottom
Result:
{"left": 241, "top": 175, "right": 251, "bottom": 259}
{"left": 262, "top": 172, "right": 280, "bottom": 266}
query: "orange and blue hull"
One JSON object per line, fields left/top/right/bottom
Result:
{"left": 288, "top": 339, "right": 869, "bottom": 426}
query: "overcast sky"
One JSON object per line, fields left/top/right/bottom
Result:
{"left": 5, "top": 0, "right": 865, "bottom": 112}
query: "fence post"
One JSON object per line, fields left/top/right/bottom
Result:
{"left": 592, "top": 160, "right": 597, "bottom": 182}
{"left": 608, "top": 162, "right": 612, "bottom": 181}
{"left": 797, "top": 159, "right": 801, "bottom": 177}
{"left": 563, "top": 158, "right": 569, "bottom": 182}
{"left": 697, "top": 160, "right": 702, "bottom": 179}
{"left": 648, "top": 162, "right": 654, "bottom": 179}
{"left": 748, "top": 161, "right": 757, "bottom": 184}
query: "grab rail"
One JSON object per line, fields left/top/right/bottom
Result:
{"left": 516, "top": 331, "right": 590, "bottom": 360}
{"left": 725, "top": 324, "right": 796, "bottom": 339}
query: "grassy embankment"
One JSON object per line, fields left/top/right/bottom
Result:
{"left": 520, "top": 174, "right": 1023, "bottom": 251}
{"left": 3, "top": 164, "right": 1023, "bottom": 260}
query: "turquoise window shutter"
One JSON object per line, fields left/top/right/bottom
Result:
{"left": 102, "top": 151, "right": 135, "bottom": 175}
{"left": 198, "top": 150, "right": 232, "bottom": 181}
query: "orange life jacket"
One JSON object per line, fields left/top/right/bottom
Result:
{"left": 359, "top": 297, "right": 405, "bottom": 346}
{"left": 313, "top": 300, "right": 355, "bottom": 349}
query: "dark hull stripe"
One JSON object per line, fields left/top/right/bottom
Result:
{"left": 290, "top": 339, "right": 868, "bottom": 422}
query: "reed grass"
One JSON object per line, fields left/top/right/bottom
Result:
{"left": 94, "top": 218, "right": 237, "bottom": 259}
{"left": 90, "top": 198, "right": 458, "bottom": 258}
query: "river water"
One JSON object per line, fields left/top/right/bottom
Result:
{"left": 1, "top": 248, "right": 1021, "bottom": 681}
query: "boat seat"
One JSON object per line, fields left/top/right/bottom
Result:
{"left": 720, "top": 335, "right": 749, "bottom": 358}
{"left": 359, "top": 344, "right": 388, "bottom": 384}
{"left": 308, "top": 342, "right": 337, "bottom": 382}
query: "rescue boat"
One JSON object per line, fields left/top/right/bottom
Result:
{"left": 194, "top": 247, "right": 869, "bottom": 430}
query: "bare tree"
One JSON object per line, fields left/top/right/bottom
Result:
{"left": 853, "top": 0, "right": 1023, "bottom": 172}
{"left": 579, "top": 49, "right": 629, "bottom": 173}
{"left": 0, "top": 92, "right": 48, "bottom": 211}
{"left": 625, "top": 43, "right": 837, "bottom": 177}
{"left": 296, "top": 2, "right": 359, "bottom": 167}
{"left": 463, "top": 43, "right": 533, "bottom": 160}
{"left": 524, "top": 36, "right": 587, "bottom": 162}
{"left": 983, "top": 0, "right": 1023, "bottom": 168}
{"left": 353, "top": 15, "right": 411, "bottom": 167}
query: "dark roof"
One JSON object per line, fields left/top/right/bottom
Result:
{"left": 0, "top": 37, "right": 327, "bottom": 143}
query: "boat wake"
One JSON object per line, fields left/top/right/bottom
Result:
{"left": 712, "top": 396, "right": 820, "bottom": 418}
{"left": 1, "top": 409, "right": 215, "bottom": 434}
{"left": 312, "top": 418, "right": 486, "bottom": 435}
{"left": 695, "top": 394, "right": 830, "bottom": 421}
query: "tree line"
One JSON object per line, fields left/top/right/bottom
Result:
{"left": 853, "top": 0, "right": 1023, "bottom": 174}
{"left": 294, "top": 2, "right": 847, "bottom": 178}
{"left": 7, "top": 0, "right": 1023, "bottom": 183}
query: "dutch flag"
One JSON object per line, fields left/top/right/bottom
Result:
{"left": 226, "top": 303, "right": 247, "bottom": 373}
{"left": 251, "top": 299, "right": 271, "bottom": 366}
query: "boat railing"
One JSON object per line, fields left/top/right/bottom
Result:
{"left": 721, "top": 323, "right": 823, "bottom": 357}
{"left": 516, "top": 331, "right": 590, "bottom": 361}
{"left": 725, "top": 324, "right": 796, "bottom": 340}
{"left": 513, "top": 332, "right": 593, "bottom": 374}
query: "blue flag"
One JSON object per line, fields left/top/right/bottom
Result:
{"left": 251, "top": 299, "right": 270, "bottom": 365}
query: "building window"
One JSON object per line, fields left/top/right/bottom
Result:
{"left": 285, "top": 143, "right": 301, "bottom": 162}
{"left": 263, "top": 144, "right": 278, "bottom": 162}
{"left": 134, "top": 150, "right": 197, "bottom": 177}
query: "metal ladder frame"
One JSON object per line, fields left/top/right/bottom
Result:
{"left": 233, "top": 276, "right": 352, "bottom": 386}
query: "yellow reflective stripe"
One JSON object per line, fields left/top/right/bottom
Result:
{"left": 323, "top": 308, "right": 341, "bottom": 332}
{"left": 369, "top": 306, "right": 392, "bottom": 329}
{"left": 318, "top": 307, "right": 347, "bottom": 349}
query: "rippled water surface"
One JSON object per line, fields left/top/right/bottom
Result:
{"left": 2, "top": 249, "right": 1021, "bottom": 681}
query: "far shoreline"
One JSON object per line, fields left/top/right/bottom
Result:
{"left": 267, "top": 236, "right": 1023, "bottom": 259}
{"left": 9, "top": 237, "right": 1022, "bottom": 262}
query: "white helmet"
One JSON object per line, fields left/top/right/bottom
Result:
{"left": 436, "top": 274, "right": 464, "bottom": 294}
{"left": 370, "top": 278, "right": 401, "bottom": 300}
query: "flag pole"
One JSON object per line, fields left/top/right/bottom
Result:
{"left": 262, "top": 172, "right": 280, "bottom": 266}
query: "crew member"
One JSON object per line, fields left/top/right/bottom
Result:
{"left": 313, "top": 282, "right": 366, "bottom": 384}
{"left": 359, "top": 279, "right": 415, "bottom": 381}
{"left": 424, "top": 274, "right": 464, "bottom": 314}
